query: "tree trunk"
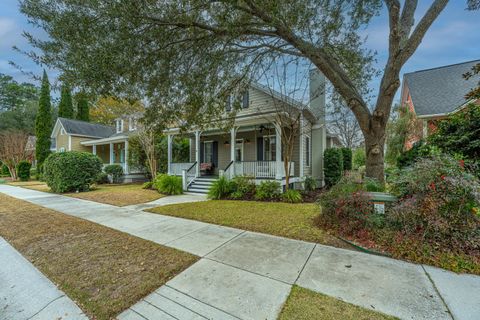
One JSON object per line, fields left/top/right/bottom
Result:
{"left": 364, "top": 133, "right": 386, "bottom": 184}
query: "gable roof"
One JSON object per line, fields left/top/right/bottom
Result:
{"left": 404, "top": 59, "right": 480, "bottom": 117}
{"left": 56, "top": 117, "right": 115, "bottom": 138}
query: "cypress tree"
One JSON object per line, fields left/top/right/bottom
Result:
{"left": 35, "top": 70, "right": 53, "bottom": 170}
{"left": 58, "top": 84, "right": 74, "bottom": 118}
{"left": 76, "top": 94, "right": 89, "bottom": 122}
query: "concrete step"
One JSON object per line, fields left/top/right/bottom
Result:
{"left": 192, "top": 181, "right": 215, "bottom": 186}
{"left": 189, "top": 184, "right": 211, "bottom": 190}
{"left": 187, "top": 188, "right": 209, "bottom": 194}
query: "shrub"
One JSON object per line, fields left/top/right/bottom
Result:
{"left": 104, "top": 164, "right": 124, "bottom": 183}
{"left": 364, "top": 177, "right": 385, "bottom": 192}
{"left": 341, "top": 148, "right": 352, "bottom": 171}
{"left": 229, "top": 175, "right": 255, "bottom": 199}
{"left": 95, "top": 172, "right": 109, "bottom": 184}
{"left": 352, "top": 148, "right": 366, "bottom": 170}
{"left": 318, "top": 173, "right": 378, "bottom": 235}
{"left": 142, "top": 181, "right": 153, "bottom": 189}
{"left": 1, "top": 163, "right": 10, "bottom": 177}
{"left": 255, "top": 180, "right": 281, "bottom": 201}
{"left": 154, "top": 174, "right": 183, "bottom": 195}
{"left": 303, "top": 176, "right": 317, "bottom": 191}
{"left": 30, "top": 167, "right": 37, "bottom": 179}
{"left": 282, "top": 189, "right": 303, "bottom": 203}
{"left": 43, "top": 152, "right": 102, "bottom": 193}
{"left": 208, "top": 176, "right": 233, "bottom": 200}
{"left": 16, "top": 161, "right": 31, "bottom": 181}
{"left": 388, "top": 155, "right": 480, "bottom": 251}
{"left": 324, "top": 148, "right": 343, "bottom": 187}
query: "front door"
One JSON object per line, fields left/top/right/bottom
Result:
{"left": 235, "top": 139, "right": 243, "bottom": 161}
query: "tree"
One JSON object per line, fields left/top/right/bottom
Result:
{"left": 58, "top": 84, "right": 74, "bottom": 118}
{"left": 76, "top": 94, "right": 89, "bottom": 122}
{"left": 0, "top": 130, "right": 31, "bottom": 180}
{"left": 0, "top": 73, "right": 38, "bottom": 112}
{"left": 131, "top": 126, "right": 158, "bottom": 180}
{"left": 35, "top": 70, "right": 52, "bottom": 170}
{"left": 327, "top": 99, "right": 363, "bottom": 149}
{"left": 20, "top": 0, "right": 460, "bottom": 183}
{"left": 385, "top": 104, "right": 416, "bottom": 165}
{"left": 90, "top": 96, "right": 145, "bottom": 125}
{"left": 463, "top": 63, "right": 480, "bottom": 100}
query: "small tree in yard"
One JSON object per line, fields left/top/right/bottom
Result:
{"left": 0, "top": 131, "right": 31, "bottom": 180}
{"left": 132, "top": 126, "right": 158, "bottom": 180}
{"left": 35, "top": 70, "right": 52, "bottom": 171}
{"left": 324, "top": 148, "right": 343, "bottom": 188}
{"left": 16, "top": 160, "right": 32, "bottom": 181}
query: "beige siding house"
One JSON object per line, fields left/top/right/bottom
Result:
{"left": 51, "top": 116, "right": 145, "bottom": 182}
{"left": 166, "top": 69, "right": 338, "bottom": 193}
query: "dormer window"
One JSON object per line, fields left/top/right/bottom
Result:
{"left": 116, "top": 119, "right": 124, "bottom": 133}
{"left": 128, "top": 118, "right": 137, "bottom": 131}
{"left": 242, "top": 91, "right": 249, "bottom": 108}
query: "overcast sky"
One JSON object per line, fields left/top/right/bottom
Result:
{"left": 0, "top": 0, "right": 478, "bottom": 102}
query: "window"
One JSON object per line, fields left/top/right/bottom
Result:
{"left": 116, "top": 119, "right": 123, "bottom": 133}
{"left": 242, "top": 91, "right": 249, "bottom": 108}
{"left": 225, "top": 96, "right": 232, "bottom": 112}
{"left": 263, "top": 136, "right": 276, "bottom": 161}
{"left": 128, "top": 118, "right": 137, "bottom": 131}
{"left": 305, "top": 136, "right": 311, "bottom": 166}
{"left": 203, "top": 141, "right": 213, "bottom": 163}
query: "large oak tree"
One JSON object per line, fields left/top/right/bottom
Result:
{"left": 20, "top": 0, "right": 459, "bottom": 182}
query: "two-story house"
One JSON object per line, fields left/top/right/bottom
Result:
{"left": 165, "top": 69, "right": 337, "bottom": 193}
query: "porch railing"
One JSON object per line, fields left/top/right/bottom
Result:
{"left": 182, "top": 161, "right": 197, "bottom": 190}
{"left": 233, "top": 161, "right": 294, "bottom": 179}
{"left": 171, "top": 162, "right": 195, "bottom": 176}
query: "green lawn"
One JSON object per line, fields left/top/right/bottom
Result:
{"left": 278, "top": 286, "right": 397, "bottom": 320}
{"left": 148, "top": 200, "right": 348, "bottom": 248}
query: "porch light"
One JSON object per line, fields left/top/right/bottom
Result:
{"left": 224, "top": 141, "right": 230, "bottom": 146}
{"left": 245, "top": 138, "right": 251, "bottom": 144}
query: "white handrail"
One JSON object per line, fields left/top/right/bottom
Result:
{"left": 182, "top": 162, "right": 197, "bottom": 190}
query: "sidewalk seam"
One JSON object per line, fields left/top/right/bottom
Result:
{"left": 421, "top": 265, "right": 455, "bottom": 320}
{"left": 26, "top": 295, "right": 66, "bottom": 320}
{"left": 153, "top": 291, "right": 209, "bottom": 319}
{"left": 294, "top": 244, "right": 316, "bottom": 284}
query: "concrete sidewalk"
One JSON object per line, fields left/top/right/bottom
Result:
{"left": 1, "top": 184, "right": 479, "bottom": 320}
{"left": 0, "top": 237, "right": 87, "bottom": 320}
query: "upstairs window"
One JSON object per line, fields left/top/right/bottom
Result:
{"left": 116, "top": 119, "right": 123, "bottom": 133}
{"left": 305, "top": 136, "right": 311, "bottom": 166}
{"left": 129, "top": 118, "right": 137, "bottom": 131}
{"left": 242, "top": 91, "right": 249, "bottom": 109}
{"left": 225, "top": 95, "right": 232, "bottom": 112}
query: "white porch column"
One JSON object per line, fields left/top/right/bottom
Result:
{"left": 167, "top": 134, "right": 173, "bottom": 175}
{"left": 109, "top": 143, "right": 114, "bottom": 165}
{"left": 92, "top": 144, "right": 97, "bottom": 156}
{"left": 299, "top": 114, "right": 305, "bottom": 177}
{"left": 274, "top": 123, "right": 282, "bottom": 180}
{"left": 195, "top": 130, "right": 201, "bottom": 177}
{"left": 230, "top": 127, "right": 236, "bottom": 177}
{"left": 124, "top": 140, "right": 129, "bottom": 174}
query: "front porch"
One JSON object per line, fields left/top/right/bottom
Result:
{"left": 166, "top": 120, "right": 306, "bottom": 192}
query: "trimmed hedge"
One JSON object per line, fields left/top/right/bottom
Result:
{"left": 16, "top": 161, "right": 31, "bottom": 181}
{"left": 341, "top": 147, "right": 352, "bottom": 171}
{"left": 104, "top": 164, "right": 124, "bottom": 183}
{"left": 44, "top": 151, "right": 102, "bottom": 192}
{"left": 155, "top": 174, "right": 183, "bottom": 195}
{"left": 324, "top": 148, "right": 343, "bottom": 187}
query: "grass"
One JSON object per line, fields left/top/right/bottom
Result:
{"left": 148, "top": 200, "right": 348, "bottom": 248}
{"left": 278, "top": 286, "right": 398, "bottom": 320}
{"left": 0, "top": 193, "right": 198, "bottom": 319}
{"left": 9, "top": 180, "right": 164, "bottom": 206}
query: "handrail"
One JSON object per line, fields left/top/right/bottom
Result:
{"left": 224, "top": 161, "right": 234, "bottom": 171}
{"left": 187, "top": 161, "right": 197, "bottom": 171}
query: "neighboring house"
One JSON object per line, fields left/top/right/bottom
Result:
{"left": 401, "top": 59, "right": 480, "bottom": 149}
{"left": 51, "top": 115, "right": 145, "bottom": 182}
{"left": 165, "top": 69, "right": 334, "bottom": 193}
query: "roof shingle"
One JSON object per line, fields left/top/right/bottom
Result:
{"left": 58, "top": 118, "right": 115, "bottom": 138}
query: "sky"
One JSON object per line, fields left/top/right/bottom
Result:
{"left": 0, "top": 1, "right": 479, "bottom": 102}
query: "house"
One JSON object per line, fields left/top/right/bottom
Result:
{"left": 400, "top": 59, "right": 480, "bottom": 149}
{"left": 51, "top": 114, "right": 145, "bottom": 182}
{"left": 165, "top": 69, "right": 334, "bottom": 193}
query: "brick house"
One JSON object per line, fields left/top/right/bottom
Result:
{"left": 400, "top": 59, "right": 480, "bottom": 149}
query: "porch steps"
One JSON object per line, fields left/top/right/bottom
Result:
{"left": 187, "top": 176, "right": 218, "bottom": 194}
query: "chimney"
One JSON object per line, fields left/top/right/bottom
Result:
{"left": 309, "top": 68, "right": 326, "bottom": 124}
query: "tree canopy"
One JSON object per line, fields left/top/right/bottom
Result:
{"left": 19, "top": 0, "right": 458, "bottom": 182}
{"left": 90, "top": 96, "right": 145, "bottom": 125}
{"left": 76, "top": 94, "right": 90, "bottom": 122}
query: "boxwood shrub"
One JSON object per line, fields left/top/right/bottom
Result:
{"left": 104, "top": 164, "right": 124, "bottom": 183}
{"left": 44, "top": 151, "right": 102, "bottom": 192}
{"left": 255, "top": 180, "right": 281, "bottom": 201}
{"left": 155, "top": 174, "right": 183, "bottom": 195}
{"left": 324, "top": 148, "right": 343, "bottom": 187}
{"left": 16, "top": 161, "right": 31, "bottom": 181}
{"left": 341, "top": 147, "right": 352, "bottom": 171}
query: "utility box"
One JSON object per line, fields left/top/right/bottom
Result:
{"left": 366, "top": 192, "right": 397, "bottom": 215}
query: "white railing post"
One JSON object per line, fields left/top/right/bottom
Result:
{"left": 230, "top": 127, "right": 236, "bottom": 177}
{"left": 195, "top": 130, "right": 201, "bottom": 177}
{"left": 182, "top": 169, "right": 187, "bottom": 191}
{"left": 109, "top": 143, "right": 114, "bottom": 165}
{"left": 274, "top": 123, "right": 282, "bottom": 180}
{"left": 124, "top": 140, "right": 129, "bottom": 174}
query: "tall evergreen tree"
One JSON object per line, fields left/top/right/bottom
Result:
{"left": 58, "top": 84, "right": 73, "bottom": 118}
{"left": 35, "top": 70, "right": 52, "bottom": 169}
{"left": 76, "top": 95, "right": 89, "bottom": 122}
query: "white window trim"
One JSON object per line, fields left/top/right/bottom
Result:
{"left": 305, "top": 135, "right": 311, "bottom": 167}
{"left": 129, "top": 118, "right": 137, "bottom": 131}
{"left": 235, "top": 138, "right": 244, "bottom": 161}
{"left": 202, "top": 140, "right": 214, "bottom": 163}
{"left": 116, "top": 119, "right": 124, "bottom": 133}
{"left": 60, "top": 128, "right": 66, "bottom": 135}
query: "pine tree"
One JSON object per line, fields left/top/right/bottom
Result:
{"left": 76, "top": 94, "right": 89, "bottom": 122}
{"left": 58, "top": 84, "right": 73, "bottom": 118}
{"left": 35, "top": 70, "right": 52, "bottom": 169}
